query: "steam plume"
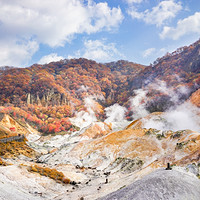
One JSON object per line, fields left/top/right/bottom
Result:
{"left": 104, "top": 103, "right": 127, "bottom": 123}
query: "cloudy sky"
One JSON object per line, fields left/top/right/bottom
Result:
{"left": 0, "top": 0, "right": 200, "bottom": 67}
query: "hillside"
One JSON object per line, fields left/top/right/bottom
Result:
{"left": 131, "top": 39, "right": 200, "bottom": 89}
{"left": 0, "top": 59, "right": 146, "bottom": 134}
{"left": 0, "top": 59, "right": 145, "bottom": 107}
{"left": 0, "top": 40, "right": 199, "bottom": 110}
{"left": 130, "top": 39, "right": 200, "bottom": 112}
{"left": 0, "top": 112, "right": 199, "bottom": 199}
{"left": 0, "top": 39, "right": 199, "bottom": 136}
{"left": 190, "top": 89, "right": 200, "bottom": 107}
{"left": 40, "top": 112, "right": 200, "bottom": 170}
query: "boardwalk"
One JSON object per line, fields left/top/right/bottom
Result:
{"left": 0, "top": 135, "right": 25, "bottom": 143}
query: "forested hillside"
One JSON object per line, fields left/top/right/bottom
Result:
{"left": 0, "top": 39, "right": 200, "bottom": 134}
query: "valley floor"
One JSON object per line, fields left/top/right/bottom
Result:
{"left": 1, "top": 112, "right": 200, "bottom": 199}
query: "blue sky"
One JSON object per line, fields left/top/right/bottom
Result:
{"left": 0, "top": 0, "right": 200, "bottom": 67}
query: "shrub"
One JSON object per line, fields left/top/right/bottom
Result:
{"left": 29, "top": 165, "right": 71, "bottom": 184}
{"left": 0, "top": 140, "right": 34, "bottom": 158}
{"left": 0, "top": 157, "right": 7, "bottom": 166}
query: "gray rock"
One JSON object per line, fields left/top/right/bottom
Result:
{"left": 99, "top": 169, "right": 200, "bottom": 200}
{"left": 186, "top": 164, "right": 199, "bottom": 175}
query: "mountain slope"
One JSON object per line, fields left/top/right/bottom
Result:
{"left": 1, "top": 40, "right": 199, "bottom": 110}
{"left": 0, "top": 59, "right": 145, "bottom": 107}
{"left": 0, "top": 39, "right": 199, "bottom": 135}
{"left": 190, "top": 89, "right": 200, "bottom": 107}
{"left": 131, "top": 39, "right": 200, "bottom": 90}
{"left": 130, "top": 39, "right": 200, "bottom": 112}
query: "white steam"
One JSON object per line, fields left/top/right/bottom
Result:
{"left": 164, "top": 102, "right": 200, "bottom": 132}
{"left": 129, "top": 79, "right": 200, "bottom": 132}
{"left": 148, "top": 80, "right": 189, "bottom": 104}
{"left": 77, "top": 85, "right": 89, "bottom": 93}
{"left": 71, "top": 95, "right": 101, "bottom": 129}
{"left": 143, "top": 102, "right": 200, "bottom": 132}
{"left": 130, "top": 79, "right": 190, "bottom": 120}
{"left": 71, "top": 79, "right": 199, "bottom": 133}
{"left": 104, "top": 103, "right": 127, "bottom": 123}
{"left": 104, "top": 103, "right": 129, "bottom": 131}
{"left": 142, "top": 116, "right": 168, "bottom": 131}
{"left": 130, "top": 89, "right": 149, "bottom": 119}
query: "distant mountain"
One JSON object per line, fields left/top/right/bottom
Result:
{"left": 0, "top": 59, "right": 145, "bottom": 107}
{"left": 131, "top": 39, "right": 200, "bottom": 90}
{"left": 1, "top": 40, "right": 199, "bottom": 109}
{"left": 130, "top": 39, "right": 200, "bottom": 111}
{"left": 0, "top": 39, "right": 199, "bottom": 134}
{"left": 0, "top": 59, "right": 145, "bottom": 134}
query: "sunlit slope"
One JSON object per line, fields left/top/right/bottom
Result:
{"left": 40, "top": 112, "right": 200, "bottom": 172}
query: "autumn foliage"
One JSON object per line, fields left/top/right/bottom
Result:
{"left": 0, "top": 105, "right": 77, "bottom": 134}
{"left": 0, "top": 39, "right": 200, "bottom": 134}
{"left": 0, "top": 140, "right": 35, "bottom": 158}
{"left": 0, "top": 157, "right": 8, "bottom": 166}
{"left": 29, "top": 165, "right": 71, "bottom": 184}
{"left": 0, "top": 59, "right": 146, "bottom": 134}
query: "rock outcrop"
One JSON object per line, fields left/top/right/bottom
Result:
{"left": 0, "top": 114, "right": 30, "bottom": 138}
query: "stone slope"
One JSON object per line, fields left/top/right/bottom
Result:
{"left": 1, "top": 112, "right": 200, "bottom": 200}
{"left": 100, "top": 169, "right": 200, "bottom": 200}
{"left": 38, "top": 112, "right": 200, "bottom": 173}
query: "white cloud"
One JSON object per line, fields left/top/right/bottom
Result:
{"left": 160, "top": 12, "right": 200, "bottom": 40}
{"left": 143, "top": 48, "right": 156, "bottom": 58}
{"left": 128, "top": 0, "right": 182, "bottom": 26}
{"left": 125, "top": 0, "right": 143, "bottom": 4}
{"left": 69, "top": 39, "right": 124, "bottom": 62}
{"left": 128, "top": 7, "right": 143, "bottom": 19}
{"left": 86, "top": 2, "right": 124, "bottom": 33}
{"left": 38, "top": 53, "right": 64, "bottom": 64}
{"left": 0, "top": 0, "right": 123, "bottom": 66}
{"left": 0, "top": 39, "right": 39, "bottom": 67}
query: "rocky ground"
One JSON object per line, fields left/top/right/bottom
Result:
{"left": 0, "top": 111, "right": 200, "bottom": 200}
{"left": 99, "top": 168, "right": 200, "bottom": 200}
